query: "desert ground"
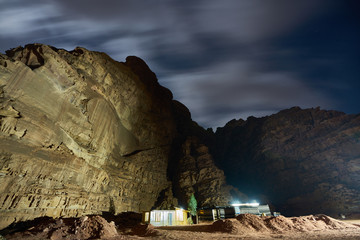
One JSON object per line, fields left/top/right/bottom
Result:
{"left": 1, "top": 214, "right": 360, "bottom": 240}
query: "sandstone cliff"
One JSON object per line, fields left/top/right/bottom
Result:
{"left": 213, "top": 107, "right": 360, "bottom": 217}
{"left": 0, "top": 44, "right": 237, "bottom": 229}
{"left": 165, "top": 100, "right": 246, "bottom": 208}
{"left": 0, "top": 44, "right": 177, "bottom": 228}
{"left": 172, "top": 136, "right": 246, "bottom": 208}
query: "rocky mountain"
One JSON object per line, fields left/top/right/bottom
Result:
{"left": 1, "top": 44, "right": 359, "bottom": 229}
{"left": 213, "top": 107, "right": 360, "bottom": 217}
{"left": 0, "top": 44, "right": 237, "bottom": 229}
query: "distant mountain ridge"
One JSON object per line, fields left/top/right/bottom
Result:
{"left": 212, "top": 106, "right": 360, "bottom": 217}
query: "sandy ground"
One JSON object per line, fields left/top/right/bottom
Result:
{"left": 119, "top": 215, "right": 360, "bottom": 240}
{"left": 125, "top": 215, "right": 360, "bottom": 240}
{"left": 151, "top": 224, "right": 360, "bottom": 240}
{"left": 342, "top": 219, "right": 360, "bottom": 225}
{"left": 1, "top": 214, "right": 360, "bottom": 240}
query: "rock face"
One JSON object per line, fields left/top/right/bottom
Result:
{"left": 213, "top": 107, "right": 360, "bottom": 217}
{"left": 0, "top": 44, "right": 236, "bottom": 229}
{"left": 173, "top": 137, "right": 246, "bottom": 207}
{"left": 0, "top": 44, "right": 176, "bottom": 228}
{"left": 167, "top": 100, "right": 246, "bottom": 208}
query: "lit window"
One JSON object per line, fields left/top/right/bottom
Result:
{"left": 155, "top": 212, "right": 162, "bottom": 222}
{"left": 150, "top": 212, "right": 155, "bottom": 221}
{"left": 177, "top": 210, "right": 183, "bottom": 221}
{"left": 144, "top": 212, "right": 149, "bottom": 222}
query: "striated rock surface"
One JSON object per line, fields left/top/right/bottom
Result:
{"left": 0, "top": 44, "right": 177, "bottom": 229}
{"left": 213, "top": 107, "right": 360, "bottom": 216}
{"left": 0, "top": 44, "right": 237, "bottom": 229}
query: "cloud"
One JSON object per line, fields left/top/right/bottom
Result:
{"left": 0, "top": 0, "right": 349, "bottom": 128}
{"left": 0, "top": 0, "right": 328, "bottom": 55}
{"left": 101, "top": 36, "right": 154, "bottom": 61}
{"left": 183, "top": 0, "right": 326, "bottom": 43}
{"left": 165, "top": 60, "right": 332, "bottom": 128}
{"left": 43, "top": 0, "right": 328, "bottom": 62}
{"left": 0, "top": 2, "right": 60, "bottom": 36}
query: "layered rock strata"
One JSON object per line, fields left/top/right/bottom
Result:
{"left": 0, "top": 44, "right": 176, "bottom": 229}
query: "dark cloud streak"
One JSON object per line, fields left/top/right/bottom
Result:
{"left": 0, "top": 0, "right": 359, "bottom": 128}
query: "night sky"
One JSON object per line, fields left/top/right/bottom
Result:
{"left": 1, "top": 0, "right": 359, "bottom": 128}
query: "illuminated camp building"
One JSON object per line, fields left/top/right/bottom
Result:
{"left": 198, "top": 203, "right": 272, "bottom": 221}
{"left": 142, "top": 208, "right": 189, "bottom": 226}
{"left": 232, "top": 203, "right": 271, "bottom": 216}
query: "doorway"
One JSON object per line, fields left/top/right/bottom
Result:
{"left": 168, "top": 213, "right": 173, "bottom": 226}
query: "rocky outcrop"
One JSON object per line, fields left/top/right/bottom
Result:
{"left": 173, "top": 137, "right": 247, "bottom": 207}
{"left": 213, "top": 107, "right": 360, "bottom": 217}
{"left": 0, "top": 44, "right": 177, "bottom": 229}
{"left": 166, "top": 99, "right": 246, "bottom": 208}
{"left": 152, "top": 184, "right": 179, "bottom": 210}
{"left": 0, "top": 44, "right": 237, "bottom": 229}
